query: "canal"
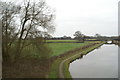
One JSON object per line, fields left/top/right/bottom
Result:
{"left": 69, "top": 44, "right": 118, "bottom": 78}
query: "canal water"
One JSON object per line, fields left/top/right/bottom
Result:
{"left": 69, "top": 44, "right": 118, "bottom": 78}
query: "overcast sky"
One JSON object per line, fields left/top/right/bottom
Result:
{"left": 3, "top": 0, "right": 120, "bottom": 37}
{"left": 46, "top": 0, "right": 119, "bottom": 37}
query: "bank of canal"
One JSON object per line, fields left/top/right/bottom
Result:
{"left": 69, "top": 44, "right": 118, "bottom": 78}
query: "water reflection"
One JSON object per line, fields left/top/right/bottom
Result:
{"left": 72, "top": 46, "right": 102, "bottom": 62}
{"left": 69, "top": 44, "right": 118, "bottom": 78}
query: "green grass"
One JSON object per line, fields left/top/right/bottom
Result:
{"left": 11, "top": 40, "right": 103, "bottom": 59}
{"left": 47, "top": 58, "right": 61, "bottom": 78}
{"left": 20, "top": 41, "right": 90, "bottom": 58}
{"left": 48, "top": 42, "right": 91, "bottom": 57}
{"left": 20, "top": 40, "right": 102, "bottom": 58}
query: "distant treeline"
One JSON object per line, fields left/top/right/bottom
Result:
{"left": 46, "top": 36, "right": 119, "bottom": 41}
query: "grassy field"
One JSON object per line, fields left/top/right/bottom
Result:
{"left": 47, "top": 40, "right": 102, "bottom": 57}
{"left": 48, "top": 42, "right": 90, "bottom": 57}
{"left": 20, "top": 40, "right": 101, "bottom": 58}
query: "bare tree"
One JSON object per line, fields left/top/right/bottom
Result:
{"left": 43, "top": 32, "right": 52, "bottom": 39}
{"left": 1, "top": 0, "right": 55, "bottom": 62}
{"left": 15, "top": 0, "right": 55, "bottom": 60}
{"left": 0, "top": 2, "right": 21, "bottom": 61}
{"left": 94, "top": 33, "right": 101, "bottom": 38}
{"left": 73, "top": 31, "right": 84, "bottom": 42}
{"left": 94, "top": 33, "right": 102, "bottom": 40}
